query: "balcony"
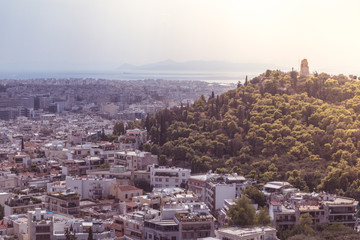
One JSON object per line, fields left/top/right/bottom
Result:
{"left": 182, "top": 225, "right": 211, "bottom": 231}
{"left": 60, "top": 202, "right": 79, "bottom": 208}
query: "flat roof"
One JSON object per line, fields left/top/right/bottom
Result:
{"left": 218, "top": 226, "right": 277, "bottom": 236}
{"left": 145, "top": 219, "right": 177, "bottom": 226}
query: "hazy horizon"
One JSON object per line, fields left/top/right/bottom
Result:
{"left": 1, "top": 0, "right": 359, "bottom": 76}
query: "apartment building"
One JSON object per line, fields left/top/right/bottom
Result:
{"left": 205, "top": 181, "right": 236, "bottom": 214}
{"left": 188, "top": 173, "right": 219, "bottom": 202}
{"left": 45, "top": 190, "right": 80, "bottom": 216}
{"left": 324, "top": 196, "right": 358, "bottom": 227}
{"left": 65, "top": 175, "right": 116, "bottom": 200}
{"left": 269, "top": 201, "right": 297, "bottom": 230}
{"left": 113, "top": 209, "right": 160, "bottom": 239}
{"left": 262, "top": 181, "right": 294, "bottom": 197}
{"left": 269, "top": 192, "right": 359, "bottom": 229}
{"left": 0, "top": 172, "right": 19, "bottom": 190}
{"left": 143, "top": 201, "right": 215, "bottom": 240}
{"left": 53, "top": 218, "right": 115, "bottom": 240}
{"left": 150, "top": 165, "right": 191, "bottom": 188}
{"left": 144, "top": 219, "right": 179, "bottom": 240}
{"left": 110, "top": 184, "right": 143, "bottom": 202}
{"left": 118, "top": 128, "right": 147, "bottom": 151}
{"left": 91, "top": 143, "right": 116, "bottom": 164}
{"left": 175, "top": 211, "right": 215, "bottom": 239}
{"left": 4, "top": 195, "right": 43, "bottom": 217}
{"left": 115, "top": 150, "right": 158, "bottom": 171}
{"left": 189, "top": 173, "right": 251, "bottom": 204}
{"left": 217, "top": 226, "right": 279, "bottom": 240}
{"left": 28, "top": 208, "right": 53, "bottom": 240}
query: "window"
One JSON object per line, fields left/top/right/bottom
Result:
{"left": 182, "top": 173, "right": 185, "bottom": 177}
{"left": 125, "top": 194, "right": 128, "bottom": 199}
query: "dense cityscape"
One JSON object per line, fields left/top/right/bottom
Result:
{"left": 0, "top": 61, "right": 360, "bottom": 239}
{"left": 1, "top": 0, "right": 359, "bottom": 239}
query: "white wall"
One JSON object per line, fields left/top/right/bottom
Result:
{"left": 65, "top": 176, "right": 116, "bottom": 200}
{"left": 215, "top": 184, "right": 236, "bottom": 210}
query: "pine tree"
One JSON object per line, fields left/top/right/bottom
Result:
{"left": 65, "top": 225, "right": 77, "bottom": 240}
{"left": 87, "top": 227, "right": 94, "bottom": 240}
{"left": 237, "top": 81, "right": 242, "bottom": 88}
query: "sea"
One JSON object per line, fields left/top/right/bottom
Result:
{"left": 0, "top": 71, "right": 261, "bottom": 85}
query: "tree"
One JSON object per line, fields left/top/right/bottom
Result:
{"left": 65, "top": 225, "right": 77, "bottom": 240}
{"left": 289, "top": 213, "right": 314, "bottom": 237}
{"left": 158, "top": 155, "right": 168, "bottom": 166}
{"left": 255, "top": 207, "right": 271, "bottom": 225}
{"left": 113, "top": 122, "right": 125, "bottom": 136}
{"left": 134, "top": 179, "right": 153, "bottom": 192}
{"left": 286, "top": 170, "right": 309, "bottom": 191}
{"left": 242, "top": 186, "right": 266, "bottom": 207}
{"left": 227, "top": 195, "right": 256, "bottom": 226}
{"left": 142, "top": 143, "right": 151, "bottom": 152}
{"left": 150, "top": 144, "right": 161, "bottom": 155}
{"left": 99, "top": 163, "right": 110, "bottom": 169}
{"left": 87, "top": 227, "right": 93, "bottom": 240}
{"left": 30, "top": 163, "right": 39, "bottom": 173}
{"left": 142, "top": 69, "right": 360, "bottom": 198}
{"left": 0, "top": 205, "right": 4, "bottom": 220}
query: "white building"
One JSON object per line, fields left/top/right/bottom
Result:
{"left": 188, "top": 173, "right": 219, "bottom": 202}
{"left": 54, "top": 219, "right": 114, "bottom": 240}
{"left": 47, "top": 181, "right": 66, "bottom": 193}
{"left": 65, "top": 176, "right": 117, "bottom": 200}
{"left": 150, "top": 165, "right": 191, "bottom": 188}
{"left": 262, "top": 181, "right": 293, "bottom": 197}
{"left": 28, "top": 208, "right": 53, "bottom": 240}
{"left": 217, "top": 226, "right": 279, "bottom": 240}
{"left": 205, "top": 181, "right": 236, "bottom": 213}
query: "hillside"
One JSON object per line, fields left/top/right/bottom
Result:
{"left": 142, "top": 70, "right": 360, "bottom": 198}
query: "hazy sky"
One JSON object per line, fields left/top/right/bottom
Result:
{"left": 0, "top": 0, "right": 359, "bottom": 74}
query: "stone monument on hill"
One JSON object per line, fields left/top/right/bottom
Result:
{"left": 300, "top": 59, "right": 310, "bottom": 77}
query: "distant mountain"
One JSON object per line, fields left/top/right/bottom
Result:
{"left": 117, "top": 59, "right": 275, "bottom": 72}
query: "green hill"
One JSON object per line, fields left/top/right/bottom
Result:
{"left": 142, "top": 70, "right": 360, "bottom": 198}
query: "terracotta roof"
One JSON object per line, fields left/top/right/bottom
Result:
{"left": 126, "top": 202, "right": 138, "bottom": 207}
{"left": 270, "top": 201, "right": 281, "bottom": 206}
{"left": 0, "top": 224, "right": 9, "bottom": 229}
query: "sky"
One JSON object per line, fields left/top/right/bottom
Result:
{"left": 0, "top": 0, "right": 359, "bottom": 75}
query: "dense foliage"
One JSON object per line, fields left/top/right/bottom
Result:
{"left": 227, "top": 195, "right": 271, "bottom": 226}
{"left": 283, "top": 220, "right": 360, "bottom": 240}
{"left": 140, "top": 70, "right": 360, "bottom": 197}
